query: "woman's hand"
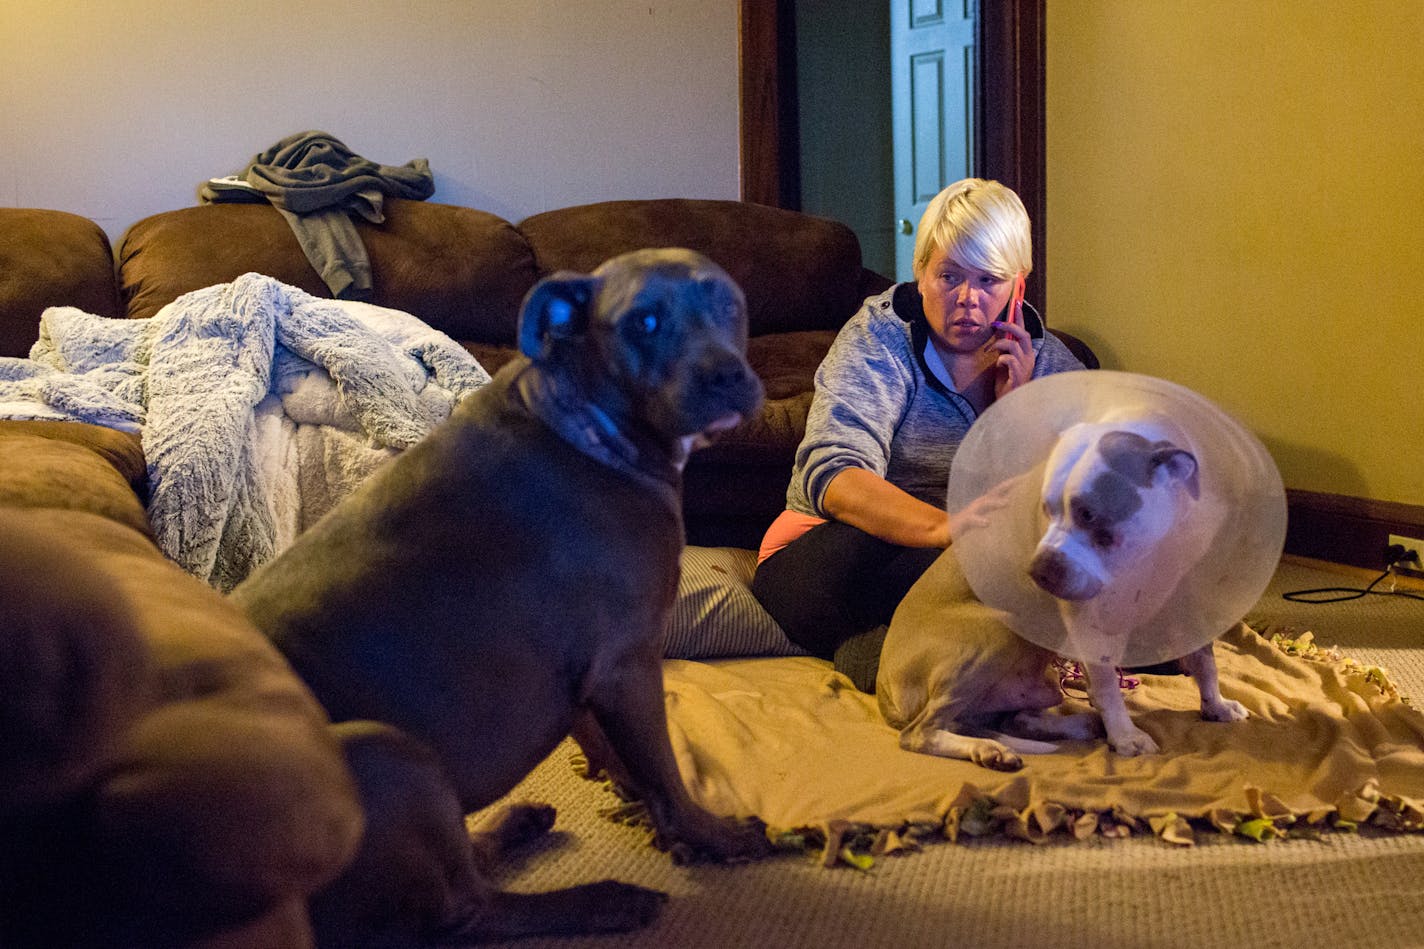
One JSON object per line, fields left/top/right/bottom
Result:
{"left": 822, "top": 468, "right": 951, "bottom": 548}
{"left": 991, "top": 294, "right": 1035, "bottom": 401}
{"left": 947, "top": 472, "right": 1024, "bottom": 539}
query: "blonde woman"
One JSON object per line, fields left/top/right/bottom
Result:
{"left": 752, "top": 178, "right": 1084, "bottom": 663}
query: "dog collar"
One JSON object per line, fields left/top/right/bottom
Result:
{"left": 513, "top": 364, "right": 682, "bottom": 501}
{"left": 945, "top": 370, "right": 1287, "bottom": 667}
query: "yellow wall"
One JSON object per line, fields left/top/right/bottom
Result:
{"left": 1045, "top": 1, "right": 1423, "bottom": 507}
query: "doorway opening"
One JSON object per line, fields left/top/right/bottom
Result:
{"left": 739, "top": 0, "right": 1046, "bottom": 307}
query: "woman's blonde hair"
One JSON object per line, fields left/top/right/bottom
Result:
{"left": 912, "top": 178, "right": 1032, "bottom": 280}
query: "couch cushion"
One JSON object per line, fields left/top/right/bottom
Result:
{"left": 0, "top": 422, "right": 150, "bottom": 535}
{"left": 0, "top": 208, "right": 119, "bottom": 357}
{"left": 665, "top": 546, "right": 808, "bottom": 659}
{"left": 746, "top": 329, "right": 836, "bottom": 403}
{"left": 518, "top": 199, "right": 866, "bottom": 338}
{"left": 1, "top": 508, "right": 362, "bottom": 944}
{"left": 117, "top": 200, "right": 539, "bottom": 345}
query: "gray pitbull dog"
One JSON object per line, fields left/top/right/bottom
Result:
{"left": 233, "top": 248, "right": 769, "bottom": 945}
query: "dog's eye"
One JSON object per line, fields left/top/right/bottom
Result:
{"left": 628, "top": 308, "right": 660, "bottom": 335}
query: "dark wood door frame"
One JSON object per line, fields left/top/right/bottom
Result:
{"left": 738, "top": 0, "right": 800, "bottom": 211}
{"left": 738, "top": 0, "right": 1046, "bottom": 308}
{"left": 979, "top": 0, "right": 1046, "bottom": 311}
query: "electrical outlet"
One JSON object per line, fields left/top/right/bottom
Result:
{"left": 1388, "top": 534, "right": 1424, "bottom": 577}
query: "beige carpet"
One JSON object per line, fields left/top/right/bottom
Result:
{"left": 484, "top": 558, "right": 1424, "bottom": 948}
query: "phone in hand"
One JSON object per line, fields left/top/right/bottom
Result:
{"left": 996, "top": 273, "right": 1026, "bottom": 333}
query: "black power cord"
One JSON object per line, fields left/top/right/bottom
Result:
{"left": 1282, "top": 544, "right": 1424, "bottom": 604}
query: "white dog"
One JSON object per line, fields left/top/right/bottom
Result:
{"left": 878, "top": 545, "right": 1103, "bottom": 772}
{"left": 1025, "top": 416, "right": 1248, "bottom": 756}
{"left": 879, "top": 411, "right": 1251, "bottom": 768}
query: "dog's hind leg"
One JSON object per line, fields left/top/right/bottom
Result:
{"left": 1178, "top": 643, "right": 1248, "bottom": 723}
{"left": 312, "top": 723, "right": 667, "bottom": 946}
{"left": 898, "top": 699, "right": 1024, "bottom": 771}
{"left": 467, "top": 802, "right": 556, "bottom": 874}
{"left": 902, "top": 725, "right": 1024, "bottom": 771}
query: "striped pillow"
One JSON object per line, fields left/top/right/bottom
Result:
{"left": 664, "top": 546, "right": 810, "bottom": 659}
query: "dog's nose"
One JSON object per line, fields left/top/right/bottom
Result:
{"left": 1028, "top": 549, "right": 1100, "bottom": 601}
{"left": 710, "top": 358, "right": 747, "bottom": 389}
{"left": 1028, "top": 551, "right": 1065, "bottom": 593}
{"left": 705, "top": 354, "right": 763, "bottom": 406}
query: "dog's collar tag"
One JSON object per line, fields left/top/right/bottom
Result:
{"left": 946, "top": 371, "right": 1287, "bottom": 667}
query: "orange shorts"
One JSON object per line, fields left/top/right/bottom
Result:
{"left": 756, "top": 509, "right": 827, "bottom": 564}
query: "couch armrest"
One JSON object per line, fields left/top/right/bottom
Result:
{"left": 0, "top": 425, "right": 363, "bottom": 946}
{"left": 0, "top": 209, "right": 119, "bottom": 357}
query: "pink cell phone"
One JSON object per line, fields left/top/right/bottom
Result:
{"left": 996, "top": 273, "right": 1026, "bottom": 334}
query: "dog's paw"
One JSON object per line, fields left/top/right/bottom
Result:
{"left": 1202, "top": 697, "right": 1249, "bottom": 722}
{"left": 469, "top": 801, "right": 559, "bottom": 870}
{"left": 659, "top": 815, "right": 772, "bottom": 865}
{"left": 1108, "top": 727, "right": 1159, "bottom": 757}
{"left": 970, "top": 741, "right": 1024, "bottom": 772}
{"left": 561, "top": 880, "right": 669, "bottom": 934}
{"left": 478, "top": 801, "right": 557, "bottom": 845}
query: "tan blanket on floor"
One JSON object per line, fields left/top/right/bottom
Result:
{"left": 657, "top": 624, "right": 1424, "bottom": 851}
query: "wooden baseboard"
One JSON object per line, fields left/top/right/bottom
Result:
{"left": 1285, "top": 488, "right": 1424, "bottom": 572}
{"left": 1281, "top": 553, "right": 1424, "bottom": 591}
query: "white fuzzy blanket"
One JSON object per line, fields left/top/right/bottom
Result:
{"left": 0, "top": 273, "right": 489, "bottom": 590}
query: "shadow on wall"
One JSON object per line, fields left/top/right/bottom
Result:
{"left": 431, "top": 175, "right": 521, "bottom": 227}
{"left": 1061, "top": 327, "right": 1120, "bottom": 373}
{"left": 1257, "top": 435, "right": 1369, "bottom": 499}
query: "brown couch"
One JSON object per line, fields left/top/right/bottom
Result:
{"left": 1, "top": 199, "right": 888, "bottom": 549}
{"left": 0, "top": 198, "right": 1095, "bottom": 549}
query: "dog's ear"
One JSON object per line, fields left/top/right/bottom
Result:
{"left": 1152, "top": 447, "right": 1200, "bottom": 499}
{"left": 518, "top": 273, "right": 598, "bottom": 361}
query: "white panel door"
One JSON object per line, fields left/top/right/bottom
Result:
{"left": 891, "top": 0, "right": 977, "bottom": 282}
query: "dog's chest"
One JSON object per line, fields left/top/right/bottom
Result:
{"left": 445, "top": 400, "right": 683, "bottom": 623}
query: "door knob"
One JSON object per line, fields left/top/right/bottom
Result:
{"left": 897, "top": 219, "right": 913, "bottom": 235}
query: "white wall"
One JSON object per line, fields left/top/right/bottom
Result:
{"left": 0, "top": 0, "right": 740, "bottom": 240}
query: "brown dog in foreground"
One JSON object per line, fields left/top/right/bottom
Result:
{"left": 233, "top": 248, "right": 770, "bottom": 944}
